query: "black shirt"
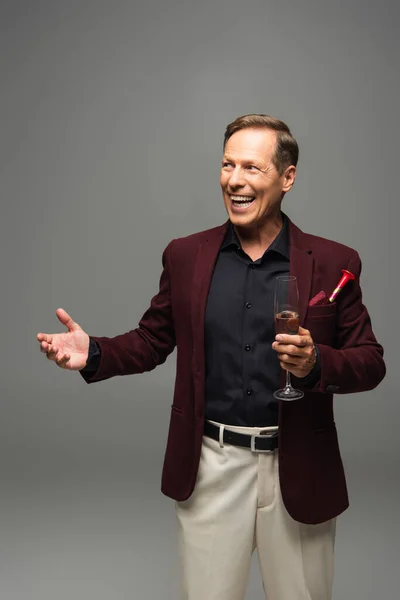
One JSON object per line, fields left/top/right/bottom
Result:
{"left": 81, "top": 215, "right": 320, "bottom": 426}
{"left": 204, "top": 216, "right": 288, "bottom": 426}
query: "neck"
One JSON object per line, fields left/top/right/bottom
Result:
{"left": 234, "top": 211, "right": 284, "bottom": 253}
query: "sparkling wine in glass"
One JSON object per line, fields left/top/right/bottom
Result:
{"left": 273, "top": 276, "right": 304, "bottom": 401}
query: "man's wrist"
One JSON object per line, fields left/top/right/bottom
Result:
{"left": 298, "top": 345, "right": 321, "bottom": 386}
{"left": 80, "top": 337, "right": 101, "bottom": 373}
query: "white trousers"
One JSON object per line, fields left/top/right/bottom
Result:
{"left": 175, "top": 421, "right": 336, "bottom": 600}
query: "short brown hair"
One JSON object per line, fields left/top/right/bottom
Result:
{"left": 223, "top": 114, "right": 299, "bottom": 174}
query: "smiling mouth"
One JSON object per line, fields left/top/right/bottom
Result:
{"left": 230, "top": 195, "right": 255, "bottom": 208}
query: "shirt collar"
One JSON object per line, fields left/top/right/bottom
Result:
{"left": 221, "top": 212, "right": 290, "bottom": 260}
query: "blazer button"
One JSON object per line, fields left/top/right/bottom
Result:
{"left": 326, "top": 384, "right": 339, "bottom": 393}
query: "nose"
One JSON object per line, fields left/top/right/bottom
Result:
{"left": 228, "top": 166, "right": 245, "bottom": 189}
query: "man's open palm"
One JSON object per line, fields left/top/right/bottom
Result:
{"left": 37, "top": 308, "right": 90, "bottom": 370}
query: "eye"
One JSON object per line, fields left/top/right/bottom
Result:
{"left": 222, "top": 162, "right": 233, "bottom": 169}
{"left": 246, "top": 165, "right": 259, "bottom": 172}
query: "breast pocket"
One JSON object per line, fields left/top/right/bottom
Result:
{"left": 304, "top": 303, "right": 337, "bottom": 345}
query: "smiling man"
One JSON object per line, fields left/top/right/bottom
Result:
{"left": 37, "top": 114, "right": 385, "bottom": 600}
{"left": 221, "top": 125, "right": 296, "bottom": 260}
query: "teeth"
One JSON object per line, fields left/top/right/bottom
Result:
{"left": 231, "top": 195, "right": 255, "bottom": 208}
{"left": 230, "top": 195, "right": 255, "bottom": 203}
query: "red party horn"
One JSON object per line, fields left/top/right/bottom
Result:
{"left": 329, "top": 269, "right": 355, "bottom": 303}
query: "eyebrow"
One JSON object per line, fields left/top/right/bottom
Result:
{"left": 222, "top": 156, "right": 264, "bottom": 167}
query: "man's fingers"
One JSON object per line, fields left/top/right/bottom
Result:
{"left": 46, "top": 346, "right": 58, "bottom": 360}
{"left": 56, "top": 354, "right": 70, "bottom": 367}
{"left": 287, "top": 344, "right": 303, "bottom": 356}
{"left": 40, "top": 341, "right": 49, "bottom": 353}
{"left": 276, "top": 334, "right": 309, "bottom": 347}
{"left": 37, "top": 333, "right": 53, "bottom": 344}
{"left": 38, "top": 331, "right": 73, "bottom": 367}
{"left": 55, "top": 308, "right": 82, "bottom": 333}
{"left": 278, "top": 353, "right": 297, "bottom": 363}
{"left": 278, "top": 353, "right": 307, "bottom": 366}
{"left": 277, "top": 328, "right": 316, "bottom": 378}
{"left": 280, "top": 360, "right": 297, "bottom": 369}
{"left": 275, "top": 344, "right": 305, "bottom": 357}
{"left": 43, "top": 343, "right": 70, "bottom": 367}
{"left": 298, "top": 326, "right": 311, "bottom": 336}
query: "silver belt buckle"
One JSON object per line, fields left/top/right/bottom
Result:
{"left": 250, "top": 430, "right": 277, "bottom": 453}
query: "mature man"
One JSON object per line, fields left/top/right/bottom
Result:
{"left": 37, "top": 114, "right": 385, "bottom": 600}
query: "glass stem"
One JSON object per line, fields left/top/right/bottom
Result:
{"left": 285, "top": 370, "right": 292, "bottom": 389}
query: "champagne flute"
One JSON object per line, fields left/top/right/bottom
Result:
{"left": 273, "top": 276, "right": 304, "bottom": 401}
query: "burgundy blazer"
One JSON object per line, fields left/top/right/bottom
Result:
{"left": 85, "top": 217, "right": 385, "bottom": 524}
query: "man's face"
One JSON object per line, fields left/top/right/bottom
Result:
{"left": 220, "top": 128, "right": 296, "bottom": 229}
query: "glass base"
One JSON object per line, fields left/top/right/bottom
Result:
{"left": 273, "top": 386, "right": 304, "bottom": 401}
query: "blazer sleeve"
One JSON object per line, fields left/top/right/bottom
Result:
{"left": 80, "top": 241, "right": 176, "bottom": 384}
{"left": 311, "top": 250, "right": 386, "bottom": 394}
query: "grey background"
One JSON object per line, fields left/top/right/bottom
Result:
{"left": 1, "top": 0, "right": 398, "bottom": 598}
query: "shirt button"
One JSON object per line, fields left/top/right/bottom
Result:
{"left": 250, "top": 264, "right": 255, "bottom": 269}
{"left": 245, "top": 302, "right": 252, "bottom": 309}
{"left": 245, "top": 344, "right": 251, "bottom": 351}
{"left": 246, "top": 387, "right": 253, "bottom": 395}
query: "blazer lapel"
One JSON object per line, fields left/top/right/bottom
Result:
{"left": 191, "top": 222, "right": 229, "bottom": 379}
{"left": 279, "top": 218, "right": 314, "bottom": 404}
{"left": 288, "top": 219, "right": 314, "bottom": 327}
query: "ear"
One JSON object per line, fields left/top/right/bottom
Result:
{"left": 282, "top": 165, "right": 296, "bottom": 192}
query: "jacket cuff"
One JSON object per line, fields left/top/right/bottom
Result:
{"left": 79, "top": 337, "right": 101, "bottom": 381}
